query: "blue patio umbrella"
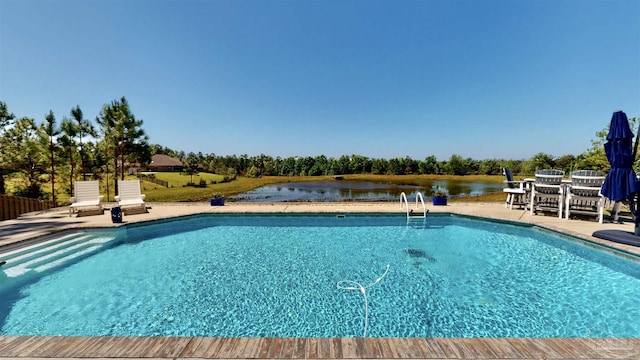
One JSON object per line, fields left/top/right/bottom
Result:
{"left": 592, "top": 112, "right": 640, "bottom": 241}
{"left": 601, "top": 110, "right": 640, "bottom": 202}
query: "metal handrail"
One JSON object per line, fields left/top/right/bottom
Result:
{"left": 400, "top": 192, "right": 427, "bottom": 219}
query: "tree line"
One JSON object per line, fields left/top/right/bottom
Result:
{"left": 154, "top": 119, "right": 625, "bottom": 179}
{"left": 0, "top": 98, "right": 630, "bottom": 203}
{"left": 155, "top": 148, "right": 608, "bottom": 180}
{"left": 0, "top": 98, "right": 150, "bottom": 203}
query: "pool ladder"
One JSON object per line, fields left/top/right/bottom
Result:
{"left": 400, "top": 192, "right": 428, "bottom": 222}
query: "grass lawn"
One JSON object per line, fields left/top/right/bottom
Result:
{"left": 141, "top": 172, "right": 226, "bottom": 188}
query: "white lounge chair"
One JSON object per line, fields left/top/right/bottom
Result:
{"left": 502, "top": 168, "right": 528, "bottom": 209}
{"left": 69, "top": 180, "right": 103, "bottom": 216}
{"left": 115, "top": 180, "right": 146, "bottom": 213}
{"left": 564, "top": 170, "right": 606, "bottom": 223}
{"left": 530, "top": 169, "right": 565, "bottom": 218}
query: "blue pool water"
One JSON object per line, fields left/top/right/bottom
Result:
{"left": 1, "top": 213, "right": 640, "bottom": 338}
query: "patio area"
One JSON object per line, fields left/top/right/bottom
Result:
{"left": 1, "top": 201, "right": 640, "bottom": 359}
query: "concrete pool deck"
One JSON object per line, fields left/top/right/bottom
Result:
{"left": 1, "top": 201, "right": 640, "bottom": 359}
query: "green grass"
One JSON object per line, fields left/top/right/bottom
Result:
{"left": 143, "top": 172, "right": 226, "bottom": 188}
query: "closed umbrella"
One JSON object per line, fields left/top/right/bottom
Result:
{"left": 592, "top": 111, "right": 640, "bottom": 242}
{"left": 601, "top": 110, "right": 640, "bottom": 202}
{"left": 600, "top": 110, "right": 640, "bottom": 236}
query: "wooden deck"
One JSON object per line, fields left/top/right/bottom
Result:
{"left": 0, "top": 336, "right": 639, "bottom": 359}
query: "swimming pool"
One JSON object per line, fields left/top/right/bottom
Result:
{"left": 1, "top": 213, "right": 640, "bottom": 338}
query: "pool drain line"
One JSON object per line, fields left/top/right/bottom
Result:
{"left": 336, "top": 264, "right": 390, "bottom": 337}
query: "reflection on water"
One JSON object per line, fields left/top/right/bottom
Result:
{"left": 232, "top": 180, "right": 504, "bottom": 202}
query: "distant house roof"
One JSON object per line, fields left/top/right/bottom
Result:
{"left": 150, "top": 154, "right": 183, "bottom": 167}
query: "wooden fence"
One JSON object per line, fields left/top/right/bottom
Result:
{"left": 0, "top": 195, "right": 55, "bottom": 221}
{"left": 139, "top": 174, "right": 169, "bottom": 188}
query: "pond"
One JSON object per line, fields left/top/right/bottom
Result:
{"left": 231, "top": 179, "right": 504, "bottom": 202}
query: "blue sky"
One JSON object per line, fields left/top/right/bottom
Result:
{"left": 1, "top": 0, "right": 638, "bottom": 161}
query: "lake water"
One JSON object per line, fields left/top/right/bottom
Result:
{"left": 231, "top": 180, "right": 504, "bottom": 202}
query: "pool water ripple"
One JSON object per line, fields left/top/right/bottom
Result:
{"left": 1, "top": 214, "right": 640, "bottom": 338}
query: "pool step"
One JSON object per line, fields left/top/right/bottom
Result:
{"left": 0, "top": 232, "right": 118, "bottom": 278}
{"left": 0, "top": 232, "right": 100, "bottom": 265}
{"left": 407, "top": 217, "right": 427, "bottom": 229}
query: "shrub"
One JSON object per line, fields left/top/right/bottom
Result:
{"left": 246, "top": 165, "right": 261, "bottom": 178}
{"left": 13, "top": 184, "right": 46, "bottom": 199}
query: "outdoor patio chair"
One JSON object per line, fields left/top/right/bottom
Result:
{"left": 502, "top": 168, "right": 528, "bottom": 210}
{"left": 564, "top": 170, "right": 606, "bottom": 223}
{"left": 116, "top": 180, "right": 147, "bottom": 213}
{"left": 530, "top": 169, "right": 565, "bottom": 218}
{"left": 69, "top": 180, "right": 103, "bottom": 216}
